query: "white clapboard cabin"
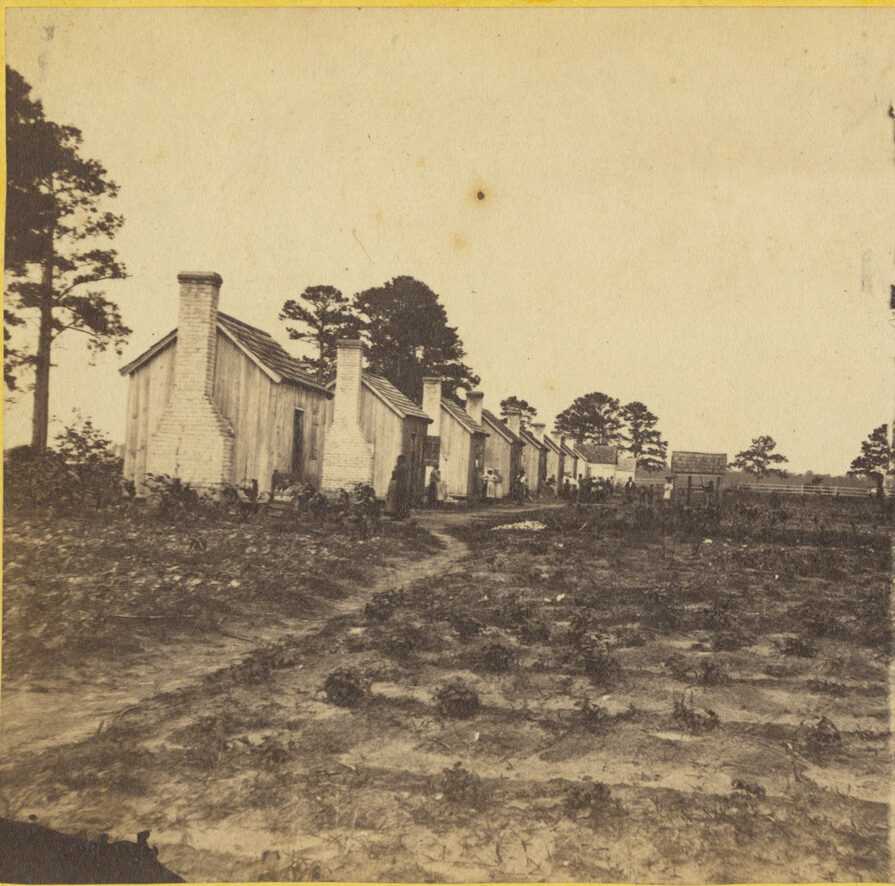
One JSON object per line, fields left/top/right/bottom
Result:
{"left": 120, "top": 271, "right": 332, "bottom": 495}
{"left": 519, "top": 421, "right": 548, "bottom": 496}
{"left": 422, "top": 378, "right": 488, "bottom": 501}
{"left": 322, "top": 340, "right": 431, "bottom": 501}
{"left": 481, "top": 407, "right": 523, "bottom": 498}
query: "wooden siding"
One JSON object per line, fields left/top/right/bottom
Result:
{"left": 213, "top": 333, "right": 328, "bottom": 492}
{"left": 123, "top": 341, "right": 177, "bottom": 487}
{"left": 545, "top": 447, "right": 562, "bottom": 485}
{"left": 484, "top": 431, "right": 519, "bottom": 498}
{"left": 123, "top": 333, "right": 329, "bottom": 494}
{"left": 521, "top": 442, "right": 542, "bottom": 496}
{"left": 440, "top": 407, "right": 473, "bottom": 498}
{"left": 357, "top": 384, "right": 406, "bottom": 499}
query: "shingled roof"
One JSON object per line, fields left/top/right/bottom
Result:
{"left": 119, "top": 311, "right": 329, "bottom": 395}
{"left": 519, "top": 428, "right": 545, "bottom": 449}
{"left": 217, "top": 313, "right": 327, "bottom": 391}
{"left": 442, "top": 398, "right": 487, "bottom": 435}
{"left": 579, "top": 444, "right": 618, "bottom": 465}
{"left": 362, "top": 374, "right": 431, "bottom": 421}
{"left": 482, "top": 409, "right": 522, "bottom": 444}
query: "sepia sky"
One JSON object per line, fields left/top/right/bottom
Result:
{"left": 5, "top": 7, "right": 894, "bottom": 474}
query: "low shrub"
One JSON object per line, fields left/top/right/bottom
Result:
{"left": 435, "top": 680, "right": 481, "bottom": 719}
{"left": 322, "top": 667, "right": 369, "bottom": 707}
{"left": 477, "top": 642, "right": 516, "bottom": 674}
{"left": 437, "top": 762, "right": 489, "bottom": 808}
{"left": 672, "top": 694, "right": 719, "bottom": 734}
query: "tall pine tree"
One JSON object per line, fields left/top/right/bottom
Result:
{"left": 5, "top": 66, "right": 130, "bottom": 450}
{"left": 279, "top": 285, "right": 360, "bottom": 381}
{"left": 353, "top": 276, "right": 478, "bottom": 401}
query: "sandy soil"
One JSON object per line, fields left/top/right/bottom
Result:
{"left": 0, "top": 497, "right": 889, "bottom": 883}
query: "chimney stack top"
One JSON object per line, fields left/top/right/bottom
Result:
{"left": 177, "top": 271, "right": 222, "bottom": 287}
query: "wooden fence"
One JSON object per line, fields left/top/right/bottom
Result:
{"left": 730, "top": 482, "right": 872, "bottom": 499}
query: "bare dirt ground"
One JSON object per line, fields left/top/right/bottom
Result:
{"left": 1, "top": 495, "right": 890, "bottom": 883}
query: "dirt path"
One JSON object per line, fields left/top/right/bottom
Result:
{"left": 0, "top": 503, "right": 551, "bottom": 761}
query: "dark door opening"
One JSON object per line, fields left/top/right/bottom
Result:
{"left": 292, "top": 409, "right": 304, "bottom": 479}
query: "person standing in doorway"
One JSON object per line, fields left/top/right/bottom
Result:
{"left": 386, "top": 454, "right": 412, "bottom": 520}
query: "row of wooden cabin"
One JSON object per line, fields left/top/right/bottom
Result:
{"left": 121, "top": 271, "right": 714, "bottom": 504}
{"left": 120, "top": 272, "right": 566, "bottom": 503}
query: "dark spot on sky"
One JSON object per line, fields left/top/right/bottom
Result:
{"left": 476, "top": 190, "right": 485, "bottom": 201}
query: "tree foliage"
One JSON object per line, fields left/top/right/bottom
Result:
{"left": 847, "top": 424, "right": 890, "bottom": 497}
{"left": 5, "top": 66, "right": 130, "bottom": 448}
{"left": 353, "top": 276, "right": 479, "bottom": 401}
{"left": 730, "top": 435, "right": 788, "bottom": 478}
{"left": 554, "top": 392, "right": 623, "bottom": 445}
{"left": 279, "top": 285, "right": 361, "bottom": 381}
{"left": 619, "top": 401, "right": 668, "bottom": 471}
{"left": 500, "top": 395, "right": 537, "bottom": 428}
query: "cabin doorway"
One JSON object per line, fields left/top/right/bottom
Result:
{"left": 291, "top": 409, "right": 304, "bottom": 479}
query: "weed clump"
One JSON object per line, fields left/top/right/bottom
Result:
{"left": 323, "top": 667, "right": 369, "bottom": 707}
{"left": 672, "top": 694, "right": 719, "bottom": 734}
{"left": 696, "top": 660, "right": 728, "bottom": 686}
{"left": 563, "top": 778, "right": 624, "bottom": 824}
{"left": 574, "top": 698, "right": 610, "bottom": 733}
{"left": 437, "top": 762, "right": 489, "bottom": 808}
{"left": 777, "top": 636, "right": 818, "bottom": 658}
{"left": 642, "top": 590, "right": 684, "bottom": 632}
{"left": 477, "top": 642, "right": 516, "bottom": 673}
{"left": 435, "top": 680, "right": 481, "bottom": 719}
{"left": 803, "top": 716, "right": 842, "bottom": 756}
{"left": 712, "top": 628, "right": 752, "bottom": 652}
{"left": 516, "top": 617, "right": 551, "bottom": 644}
{"left": 364, "top": 590, "right": 404, "bottom": 623}
{"left": 450, "top": 614, "right": 485, "bottom": 641}
{"left": 731, "top": 778, "right": 766, "bottom": 799}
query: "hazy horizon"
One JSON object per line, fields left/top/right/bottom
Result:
{"left": 5, "top": 7, "right": 894, "bottom": 475}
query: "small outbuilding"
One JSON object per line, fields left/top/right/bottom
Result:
{"left": 670, "top": 451, "right": 727, "bottom": 502}
{"left": 120, "top": 271, "right": 332, "bottom": 495}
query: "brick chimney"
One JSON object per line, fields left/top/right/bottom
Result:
{"left": 505, "top": 407, "right": 521, "bottom": 437}
{"left": 531, "top": 422, "right": 545, "bottom": 443}
{"left": 465, "top": 391, "right": 484, "bottom": 426}
{"left": 146, "top": 272, "right": 234, "bottom": 490}
{"left": 321, "top": 340, "right": 373, "bottom": 492}
{"left": 422, "top": 377, "right": 443, "bottom": 436}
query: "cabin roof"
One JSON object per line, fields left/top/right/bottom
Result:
{"left": 363, "top": 374, "right": 432, "bottom": 422}
{"left": 481, "top": 409, "right": 522, "bottom": 444}
{"left": 542, "top": 434, "right": 563, "bottom": 454}
{"left": 519, "top": 428, "right": 546, "bottom": 449}
{"left": 559, "top": 439, "right": 578, "bottom": 458}
{"left": 442, "top": 398, "right": 487, "bottom": 435}
{"left": 579, "top": 444, "right": 618, "bottom": 465}
{"left": 118, "top": 311, "right": 330, "bottom": 395}
{"left": 670, "top": 451, "right": 727, "bottom": 474}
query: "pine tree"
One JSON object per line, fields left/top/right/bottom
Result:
{"left": 731, "top": 435, "right": 788, "bottom": 479}
{"left": 279, "top": 285, "right": 360, "bottom": 381}
{"left": 620, "top": 401, "right": 667, "bottom": 470}
{"left": 5, "top": 66, "right": 129, "bottom": 450}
